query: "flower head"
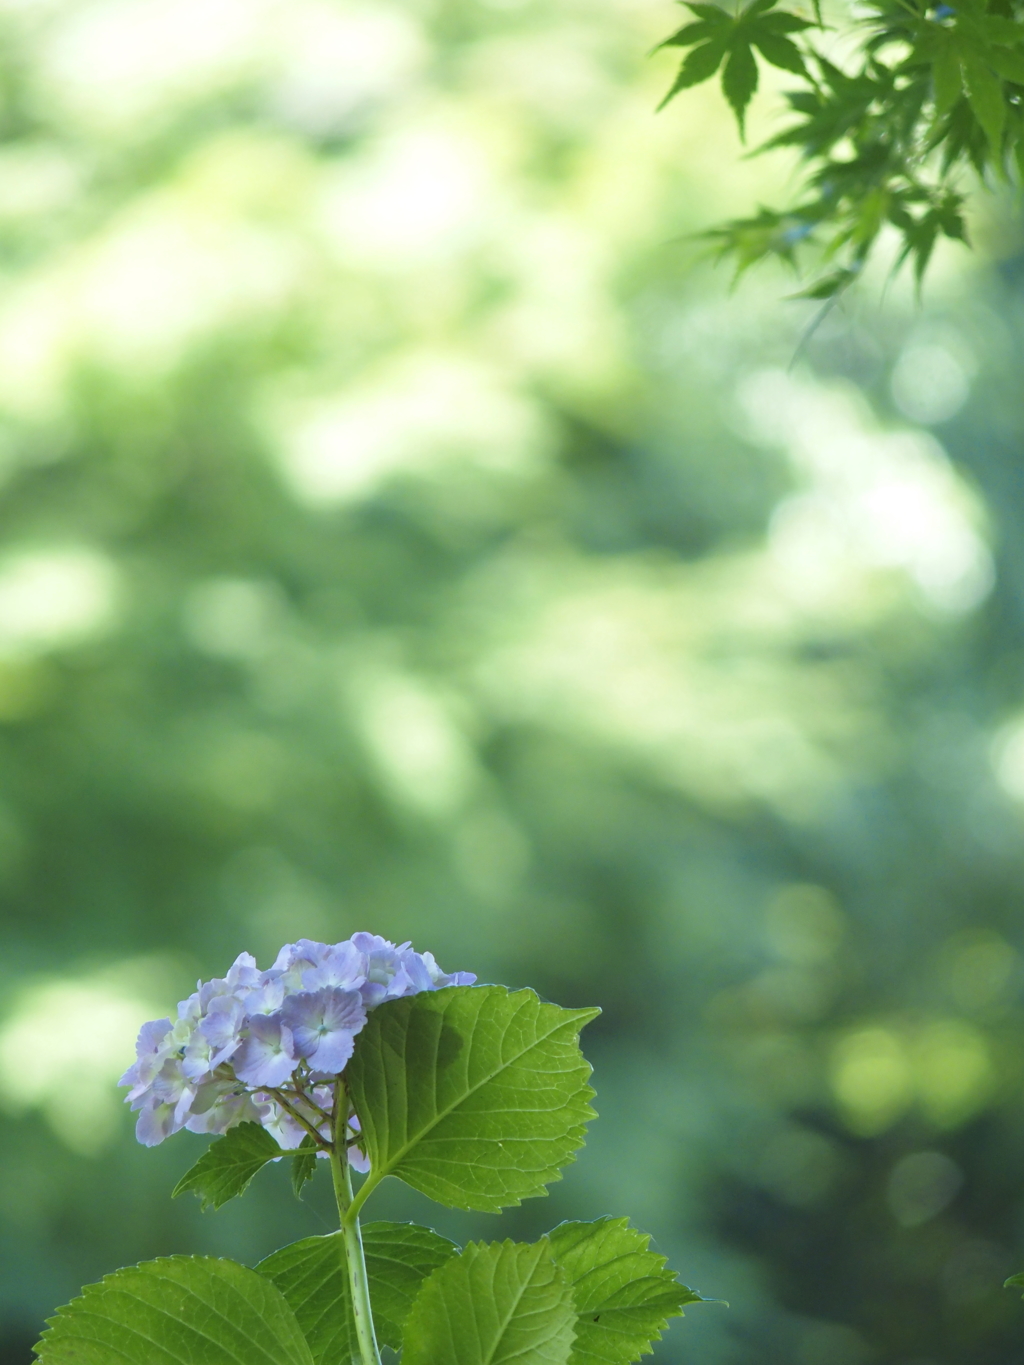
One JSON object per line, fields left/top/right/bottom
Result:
{"left": 120, "top": 933, "right": 476, "bottom": 1159}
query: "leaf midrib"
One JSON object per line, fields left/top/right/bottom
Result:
{"left": 480, "top": 1245, "right": 550, "bottom": 1365}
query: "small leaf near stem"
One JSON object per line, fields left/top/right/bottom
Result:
{"left": 330, "top": 1081, "right": 382, "bottom": 1365}
{"left": 291, "top": 1136, "right": 318, "bottom": 1199}
{"left": 172, "top": 1122, "right": 282, "bottom": 1211}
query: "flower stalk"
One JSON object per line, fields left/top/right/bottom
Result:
{"left": 330, "top": 1082, "right": 381, "bottom": 1365}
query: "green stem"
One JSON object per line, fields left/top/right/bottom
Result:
{"left": 344, "top": 1169, "right": 380, "bottom": 1228}
{"left": 331, "top": 1083, "right": 382, "bottom": 1365}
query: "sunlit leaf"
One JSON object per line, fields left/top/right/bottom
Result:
{"left": 402, "top": 1240, "right": 577, "bottom": 1365}
{"left": 657, "top": 41, "right": 728, "bottom": 108}
{"left": 930, "top": 36, "right": 964, "bottom": 117}
{"left": 986, "top": 44, "right": 1024, "bottom": 84}
{"left": 788, "top": 267, "right": 858, "bottom": 298}
{"left": 723, "top": 43, "right": 759, "bottom": 134}
{"left": 962, "top": 54, "right": 1006, "bottom": 154}
{"left": 346, "top": 985, "right": 599, "bottom": 1214}
{"left": 172, "top": 1121, "right": 281, "bottom": 1212}
{"left": 752, "top": 30, "right": 807, "bottom": 76}
{"left": 656, "top": 0, "right": 990, "bottom": 288}
{"left": 548, "top": 1218, "right": 709, "bottom": 1365}
{"left": 34, "top": 1256, "right": 314, "bottom": 1365}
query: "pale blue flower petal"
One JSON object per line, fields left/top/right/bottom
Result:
{"left": 301, "top": 940, "right": 366, "bottom": 992}
{"left": 225, "top": 951, "right": 261, "bottom": 993}
{"left": 281, "top": 986, "right": 366, "bottom": 1075}
{"left": 136, "top": 1099, "right": 176, "bottom": 1147}
{"left": 234, "top": 1014, "right": 296, "bottom": 1088}
{"left": 119, "top": 1016, "right": 173, "bottom": 1097}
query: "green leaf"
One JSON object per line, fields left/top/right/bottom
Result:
{"left": 34, "top": 1255, "right": 314, "bottom": 1365}
{"left": 975, "top": 14, "right": 1024, "bottom": 45}
{"left": 751, "top": 30, "right": 806, "bottom": 76}
{"left": 403, "top": 1240, "right": 577, "bottom": 1365}
{"left": 1009, "top": 106, "right": 1024, "bottom": 181}
{"left": 936, "top": 189, "right": 968, "bottom": 241}
{"left": 346, "top": 984, "right": 599, "bottom": 1215}
{"left": 1006, "top": 1271, "right": 1024, "bottom": 1293}
{"left": 683, "top": 2, "right": 733, "bottom": 22}
{"left": 659, "top": 41, "right": 728, "bottom": 109}
{"left": 962, "top": 54, "right": 1006, "bottom": 154}
{"left": 547, "top": 1219, "right": 708, "bottom": 1365}
{"left": 657, "top": 18, "right": 727, "bottom": 48}
{"left": 659, "top": 1, "right": 810, "bottom": 126}
{"left": 172, "top": 1121, "right": 282, "bottom": 1211}
{"left": 788, "top": 267, "right": 858, "bottom": 299}
{"left": 986, "top": 44, "right": 1024, "bottom": 84}
{"left": 292, "top": 1136, "right": 318, "bottom": 1199}
{"left": 258, "top": 1221, "right": 459, "bottom": 1362}
{"left": 722, "top": 42, "right": 759, "bottom": 135}
{"left": 758, "top": 12, "right": 812, "bottom": 34}
{"left": 932, "top": 40, "right": 963, "bottom": 119}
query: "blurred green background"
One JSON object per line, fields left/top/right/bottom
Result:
{"left": 1, "top": 0, "right": 1024, "bottom": 1362}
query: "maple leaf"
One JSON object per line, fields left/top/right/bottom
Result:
{"left": 659, "top": 0, "right": 811, "bottom": 136}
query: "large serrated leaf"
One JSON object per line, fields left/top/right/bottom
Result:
{"left": 34, "top": 1255, "right": 314, "bottom": 1365}
{"left": 257, "top": 1221, "right": 459, "bottom": 1361}
{"left": 346, "top": 985, "right": 599, "bottom": 1214}
{"left": 547, "top": 1219, "right": 708, "bottom": 1365}
{"left": 172, "top": 1121, "right": 282, "bottom": 1211}
{"left": 403, "top": 1239, "right": 577, "bottom": 1365}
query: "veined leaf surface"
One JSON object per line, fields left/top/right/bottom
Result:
{"left": 346, "top": 985, "right": 599, "bottom": 1213}
{"left": 548, "top": 1218, "right": 708, "bottom": 1365}
{"left": 402, "top": 1239, "right": 577, "bottom": 1365}
{"left": 172, "top": 1120, "right": 282, "bottom": 1211}
{"left": 34, "top": 1255, "right": 313, "bottom": 1365}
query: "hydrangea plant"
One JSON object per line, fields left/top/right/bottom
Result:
{"left": 33, "top": 935, "right": 709, "bottom": 1365}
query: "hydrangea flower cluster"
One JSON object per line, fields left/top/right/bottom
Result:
{"left": 119, "top": 934, "right": 475, "bottom": 1160}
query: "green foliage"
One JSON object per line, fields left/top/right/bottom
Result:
{"left": 345, "top": 986, "right": 600, "bottom": 1214}
{"left": 42, "top": 983, "right": 709, "bottom": 1365}
{"left": 172, "top": 1121, "right": 281, "bottom": 1212}
{"left": 547, "top": 1219, "right": 707, "bottom": 1365}
{"left": 1005, "top": 1272, "right": 1024, "bottom": 1294}
{"left": 34, "top": 1256, "right": 314, "bottom": 1365}
{"left": 402, "top": 1240, "right": 578, "bottom": 1365}
{"left": 257, "top": 1222, "right": 459, "bottom": 1361}
{"left": 659, "top": 0, "right": 811, "bottom": 134}
{"left": 656, "top": 0, "right": 1019, "bottom": 293}
{"left": 8, "top": 0, "right": 1024, "bottom": 1355}
{"left": 35, "top": 982, "right": 709, "bottom": 1365}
